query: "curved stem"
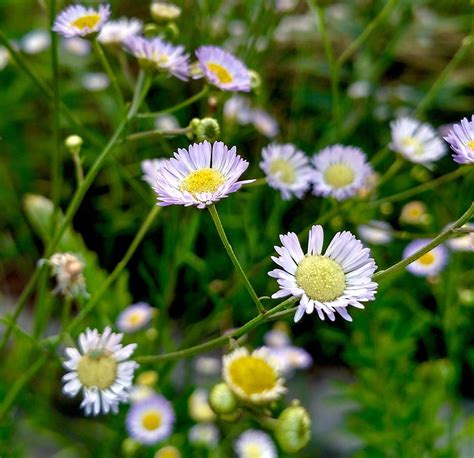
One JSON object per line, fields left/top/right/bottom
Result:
{"left": 126, "top": 127, "right": 190, "bottom": 142}
{"left": 208, "top": 205, "right": 265, "bottom": 314}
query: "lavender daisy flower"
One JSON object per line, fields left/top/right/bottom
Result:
{"left": 98, "top": 18, "right": 143, "bottom": 46}
{"left": 269, "top": 225, "right": 378, "bottom": 322}
{"left": 195, "top": 45, "right": 251, "bottom": 92}
{"left": 390, "top": 117, "right": 446, "bottom": 164}
{"left": 123, "top": 36, "right": 190, "bottom": 81}
{"left": 260, "top": 143, "right": 313, "bottom": 200}
{"left": 151, "top": 141, "right": 254, "bottom": 209}
{"left": 311, "top": 145, "right": 373, "bottom": 201}
{"left": 141, "top": 158, "right": 167, "bottom": 187}
{"left": 403, "top": 239, "right": 449, "bottom": 277}
{"left": 223, "top": 95, "right": 253, "bottom": 124}
{"left": 252, "top": 109, "right": 279, "bottom": 138}
{"left": 358, "top": 221, "right": 393, "bottom": 245}
{"left": 269, "top": 346, "right": 313, "bottom": 375}
{"left": 126, "top": 394, "right": 175, "bottom": 445}
{"left": 117, "top": 302, "right": 154, "bottom": 333}
{"left": 53, "top": 4, "right": 111, "bottom": 38}
{"left": 443, "top": 115, "right": 474, "bottom": 164}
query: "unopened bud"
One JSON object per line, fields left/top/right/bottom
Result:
{"left": 150, "top": 2, "right": 182, "bottom": 22}
{"left": 144, "top": 23, "right": 160, "bottom": 37}
{"left": 188, "top": 117, "right": 220, "bottom": 142}
{"left": 155, "top": 446, "right": 182, "bottom": 458}
{"left": 136, "top": 370, "right": 159, "bottom": 387}
{"left": 65, "top": 135, "right": 83, "bottom": 155}
{"left": 122, "top": 438, "right": 140, "bottom": 456}
{"left": 275, "top": 401, "right": 311, "bottom": 453}
{"left": 209, "top": 383, "right": 238, "bottom": 415}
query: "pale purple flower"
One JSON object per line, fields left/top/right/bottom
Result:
{"left": 403, "top": 239, "right": 449, "bottom": 277}
{"left": 141, "top": 159, "right": 167, "bottom": 187}
{"left": 443, "top": 115, "right": 474, "bottom": 164}
{"left": 53, "top": 4, "right": 111, "bottom": 38}
{"left": 116, "top": 302, "right": 154, "bottom": 333}
{"left": 252, "top": 109, "right": 279, "bottom": 138}
{"left": 358, "top": 221, "right": 393, "bottom": 245}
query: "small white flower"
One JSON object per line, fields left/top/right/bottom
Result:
{"left": 268, "top": 346, "right": 313, "bottom": 375}
{"left": 81, "top": 72, "right": 109, "bottom": 91}
{"left": 263, "top": 328, "right": 291, "bottom": 348}
{"left": 63, "top": 37, "right": 91, "bottom": 56}
{"left": 116, "top": 302, "right": 154, "bottom": 333}
{"left": 21, "top": 29, "right": 51, "bottom": 54}
{"left": 62, "top": 326, "right": 138, "bottom": 416}
{"left": 98, "top": 18, "right": 142, "bottom": 46}
{"left": 53, "top": 4, "right": 111, "bottom": 38}
{"left": 358, "top": 221, "right": 393, "bottom": 245}
{"left": 403, "top": 239, "right": 449, "bottom": 277}
{"left": 400, "top": 201, "right": 430, "bottom": 225}
{"left": 194, "top": 356, "right": 221, "bottom": 375}
{"left": 235, "top": 429, "right": 277, "bottom": 458}
{"left": 155, "top": 113, "right": 180, "bottom": 131}
{"left": 150, "top": 2, "right": 182, "bottom": 21}
{"left": 188, "top": 423, "right": 220, "bottom": 447}
{"left": 223, "top": 95, "right": 253, "bottom": 125}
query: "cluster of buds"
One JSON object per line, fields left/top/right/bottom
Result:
{"left": 188, "top": 117, "right": 221, "bottom": 143}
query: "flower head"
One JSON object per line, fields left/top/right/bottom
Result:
{"left": 390, "top": 117, "right": 446, "bottom": 164}
{"left": 151, "top": 141, "right": 254, "bottom": 209}
{"left": 263, "top": 327, "right": 291, "bottom": 348}
{"left": 260, "top": 143, "right": 313, "bottom": 199}
{"left": 195, "top": 45, "right": 251, "bottom": 92}
{"left": 357, "top": 221, "right": 393, "bottom": 245}
{"left": 223, "top": 347, "right": 286, "bottom": 404}
{"left": 311, "top": 145, "right": 373, "bottom": 201}
{"left": 98, "top": 18, "right": 143, "bottom": 46}
{"left": 188, "top": 423, "right": 220, "bottom": 447}
{"left": 117, "top": 302, "right": 154, "bottom": 333}
{"left": 252, "top": 109, "right": 279, "bottom": 138}
{"left": 53, "top": 4, "right": 111, "bottom": 38}
{"left": 223, "top": 95, "right": 253, "bottom": 124}
{"left": 155, "top": 446, "right": 182, "bottom": 458}
{"left": 269, "top": 346, "right": 313, "bottom": 375}
{"left": 150, "top": 2, "right": 182, "bottom": 22}
{"left": 235, "top": 430, "right": 277, "bottom": 458}
{"left": 63, "top": 37, "right": 91, "bottom": 55}
{"left": 21, "top": 29, "right": 51, "bottom": 54}
{"left": 62, "top": 326, "right": 138, "bottom": 416}
{"left": 403, "top": 239, "right": 449, "bottom": 277}
{"left": 82, "top": 72, "right": 109, "bottom": 91}
{"left": 141, "top": 158, "right": 168, "bottom": 187}
{"left": 269, "top": 225, "right": 378, "bottom": 322}
{"left": 400, "top": 201, "right": 430, "bottom": 225}
{"left": 443, "top": 115, "right": 474, "bottom": 164}
{"left": 124, "top": 36, "right": 189, "bottom": 80}
{"left": 126, "top": 394, "right": 175, "bottom": 445}
{"left": 48, "top": 252, "right": 87, "bottom": 297}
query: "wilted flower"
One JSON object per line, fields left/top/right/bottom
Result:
{"left": 275, "top": 402, "right": 311, "bottom": 453}
{"left": 188, "top": 423, "right": 220, "bottom": 447}
{"left": 53, "top": 4, "right": 111, "bottom": 38}
{"left": 358, "top": 221, "right": 393, "bottom": 245}
{"left": 400, "top": 201, "right": 430, "bottom": 225}
{"left": 47, "top": 252, "right": 87, "bottom": 297}
{"left": 117, "top": 302, "right": 154, "bottom": 333}
{"left": 443, "top": 115, "right": 474, "bottom": 164}
{"left": 62, "top": 326, "right": 138, "bottom": 415}
{"left": 188, "top": 388, "right": 216, "bottom": 422}
{"left": 235, "top": 430, "right": 277, "bottom": 458}
{"left": 21, "top": 29, "right": 51, "bottom": 54}
{"left": 403, "top": 239, "right": 449, "bottom": 277}
{"left": 98, "top": 18, "right": 143, "bottom": 46}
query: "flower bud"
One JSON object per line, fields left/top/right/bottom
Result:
{"left": 150, "top": 2, "right": 182, "bottom": 22}
{"left": 275, "top": 401, "right": 311, "bottom": 453}
{"left": 136, "top": 370, "right": 159, "bottom": 387}
{"left": 122, "top": 438, "right": 140, "bottom": 456}
{"left": 188, "top": 117, "right": 220, "bottom": 143}
{"left": 155, "top": 446, "right": 182, "bottom": 458}
{"left": 209, "top": 382, "right": 238, "bottom": 415}
{"left": 144, "top": 23, "right": 160, "bottom": 37}
{"left": 65, "top": 134, "right": 83, "bottom": 155}
{"left": 146, "top": 328, "right": 159, "bottom": 342}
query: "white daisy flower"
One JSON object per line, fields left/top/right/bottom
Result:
{"left": 311, "top": 145, "right": 373, "bottom": 201}
{"left": 252, "top": 109, "right": 279, "bottom": 138}
{"left": 47, "top": 252, "right": 87, "bottom": 298}
{"left": 53, "top": 4, "right": 111, "bottom": 38}
{"left": 400, "top": 201, "right": 429, "bottom": 225}
{"left": 403, "top": 239, "right": 449, "bottom": 277}
{"left": 446, "top": 223, "right": 474, "bottom": 252}
{"left": 62, "top": 326, "right": 138, "bottom": 416}
{"left": 116, "top": 302, "right": 154, "bottom": 333}
{"left": 81, "top": 72, "right": 109, "bottom": 91}
{"left": 260, "top": 143, "right": 313, "bottom": 200}
{"left": 21, "top": 29, "right": 51, "bottom": 54}
{"left": 357, "top": 221, "right": 393, "bottom": 245}
{"left": 188, "top": 388, "right": 216, "bottom": 422}
{"left": 63, "top": 37, "right": 91, "bottom": 56}
{"left": 443, "top": 115, "right": 474, "bottom": 164}
{"left": 141, "top": 158, "right": 168, "bottom": 187}
{"left": 150, "top": 2, "right": 182, "bottom": 22}
{"left": 126, "top": 394, "right": 175, "bottom": 445}
{"left": 98, "top": 18, "right": 142, "bottom": 46}
{"left": 390, "top": 117, "right": 446, "bottom": 164}
{"left": 235, "top": 430, "right": 277, "bottom": 458}
{"left": 269, "top": 225, "right": 378, "bottom": 322}
{"left": 223, "top": 347, "right": 286, "bottom": 404}
{"left": 151, "top": 141, "right": 254, "bottom": 209}
{"left": 188, "top": 423, "right": 220, "bottom": 447}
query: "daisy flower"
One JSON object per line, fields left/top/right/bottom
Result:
{"left": 263, "top": 328, "right": 291, "bottom": 348}
{"left": 195, "top": 45, "right": 251, "bottom": 92}
{"left": 141, "top": 158, "right": 168, "bottom": 187}
{"left": 269, "top": 346, "right": 313, "bottom": 375}
{"left": 223, "top": 95, "right": 253, "bottom": 125}
{"left": 98, "top": 18, "right": 143, "bottom": 46}
{"left": 62, "top": 326, "right": 138, "bottom": 416}
{"left": 126, "top": 394, "right": 175, "bottom": 445}
{"left": 53, "top": 4, "right": 111, "bottom": 38}
{"left": 443, "top": 115, "right": 474, "bottom": 164}
{"left": 311, "top": 145, "right": 373, "bottom": 201}
{"left": 357, "top": 221, "right": 393, "bottom": 245}
{"left": 21, "top": 29, "right": 51, "bottom": 54}
{"left": 269, "top": 225, "right": 378, "bottom": 322}
{"left": 47, "top": 252, "right": 87, "bottom": 297}
{"left": 403, "top": 239, "right": 449, "bottom": 277}
{"left": 400, "top": 201, "right": 429, "bottom": 225}
{"left": 116, "top": 302, "right": 154, "bottom": 333}
{"left": 223, "top": 347, "right": 286, "bottom": 404}
{"left": 81, "top": 72, "right": 109, "bottom": 91}
{"left": 188, "top": 423, "right": 220, "bottom": 447}
{"left": 194, "top": 356, "right": 221, "bottom": 375}
{"left": 260, "top": 143, "right": 313, "bottom": 200}
{"left": 252, "top": 109, "right": 279, "bottom": 138}
{"left": 235, "top": 430, "right": 277, "bottom": 458}
{"left": 123, "top": 36, "right": 190, "bottom": 81}
{"left": 390, "top": 117, "right": 446, "bottom": 164}
{"left": 151, "top": 141, "right": 254, "bottom": 209}
{"left": 150, "top": 2, "right": 182, "bottom": 22}
{"left": 446, "top": 223, "right": 474, "bottom": 252}
{"left": 155, "top": 446, "right": 182, "bottom": 458}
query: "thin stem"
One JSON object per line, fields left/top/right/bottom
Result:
{"left": 377, "top": 156, "right": 404, "bottom": 188}
{"left": 72, "top": 152, "right": 84, "bottom": 186}
{"left": 374, "top": 203, "right": 474, "bottom": 282}
{"left": 208, "top": 205, "right": 265, "bottom": 315}
{"left": 136, "top": 296, "right": 297, "bottom": 363}
{"left": 126, "top": 127, "right": 190, "bottom": 142}
{"left": 137, "top": 85, "right": 209, "bottom": 118}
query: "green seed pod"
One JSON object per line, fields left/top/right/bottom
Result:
{"left": 275, "top": 401, "right": 311, "bottom": 453}
{"left": 208, "top": 382, "right": 239, "bottom": 415}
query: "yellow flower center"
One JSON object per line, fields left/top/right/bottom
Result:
{"left": 207, "top": 62, "right": 233, "bottom": 84}
{"left": 324, "top": 164, "right": 355, "bottom": 188}
{"left": 179, "top": 168, "right": 225, "bottom": 195}
{"left": 242, "top": 444, "right": 263, "bottom": 458}
{"left": 467, "top": 139, "right": 474, "bottom": 151}
{"left": 155, "top": 447, "right": 181, "bottom": 458}
{"left": 228, "top": 356, "right": 278, "bottom": 396}
{"left": 155, "top": 54, "right": 170, "bottom": 66}
{"left": 418, "top": 251, "right": 435, "bottom": 265}
{"left": 269, "top": 159, "right": 296, "bottom": 184}
{"left": 71, "top": 14, "right": 101, "bottom": 30}
{"left": 127, "top": 311, "right": 144, "bottom": 326}
{"left": 142, "top": 410, "right": 162, "bottom": 431}
{"left": 401, "top": 136, "right": 424, "bottom": 155}
{"left": 77, "top": 350, "right": 117, "bottom": 389}
{"left": 295, "top": 255, "right": 346, "bottom": 302}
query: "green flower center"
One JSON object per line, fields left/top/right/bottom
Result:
{"left": 228, "top": 356, "right": 278, "bottom": 396}
{"left": 207, "top": 62, "right": 233, "bottom": 84}
{"left": 72, "top": 14, "right": 101, "bottom": 30}
{"left": 401, "top": 136, "right": 424, "bottom": 155}
{"left": 77, "top": 350, "right": 117, "bottom": 389}
{"left": 295, "top": 255, "right": 346, "bottom": 302}
{"left": 179, "top": 168, "right": 225, "bottom": 195}
{"left": 324, "top": 164, "right": 355, "bottom": 188}
{"left": 269, "top": 159, "right": 296, "bottom": 184}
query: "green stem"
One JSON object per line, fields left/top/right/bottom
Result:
{"left": 377, "top": 156, "right": 404, "bottom": 188}
{"left": 126, "top": 127, "right": 190, "bottom": 142}
{"left": 72, "top": 152, "right": 84, "bottom": 186}
{"left": 208, "top": 205, "right": 265, "bottom": 315}
{"left": 136, "top": 296, "right": 297, "bottom": 363}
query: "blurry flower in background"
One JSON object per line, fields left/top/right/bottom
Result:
{"left": 130, "top": 385, "right": 156, "bottom": 403}
{"left": 390, "top": 117, "right": 446, "bottom": 164}
{"left": 141, "top": 158, "right": 168, "bottom": 187}
{"left": 263, "top": 325, "right": 291, "bottom": 348}
{"left": 269, "top": 346, "right": 313, "bottom": 375}
{"left": 273, "top": 13, "right": 315, "bottom": 43}
{"left": 155, "top": 113, "right": 180, "bottom": 131}
{"left": 252, "top": 109, "right": 279, "bottom": 138}
{"left": 443, "top": 115, "right": 474, "bottom": 164}
{"left": 223, "top": 347, "right": 286, "bottom": 403}
{"left": 223, "top": 95, "right": 253, "bottom": 125}
{"left": 347, "top": 80, "right": 372, "bottom": 99}
{"left": 0, "top": 46, "right": 10, "bottom": 70}
{"left": 63, "top": 37, "right": 91, "bottom": 56}
{"left": 400, "top": 201, "right": 430, "bottom": 225}
{"left": 311, "top": 145, "right": 373, "bottom": 201}
{"left": 260, "top": 143, "right": 313, "bottom": 200}
{"left": 151, "top": 141, "right": 254, "bottom": 209}
{"left": 53, "top": 4, "right": 111, "bottom": 38}
{"left": 403, "top": 239, "right": 449, "bottom": 277}
{"left": 445, "top": 223, "right": 474, "bottom": 252}
{"left": 155, "top": 445, "right": 182, "bottom": 458}
{"left": 188, "top": 423, "right": 220, "bottom": 447}
{"left": 123, "top": 36, "right": 190, "bottom": 80}
{"left": 116, "top": 302, "right": 154, "bottom": 333}
{"left": 46, "top": 252, "right": 87, "bottom": 298}
{"left": 81, "top": 72, "right": 109, "bottom": 91}
{"left": 62, "top": 326, "right": 138, "bottom": 416}
{"left": 126, "top": 394, "right": 175, "bottom": 445}
{"left": 188, "top": 388, "right": 216, "bottom": 422}
{"left": 275, "top": 0, "right": 298, "bottom": 13}
{"left": 21, "top": 29, "right": 51, "bottom": 54}
{"left": 150, "top": 2, "right": 182, "bottom": 22}
{"left": 358, "top": 221, "right": 393, "bottom": 245}
{"left": 269, "top": 225, "right": 378, "bottom": 322}
{"left": 194, "top": 356, "right": 221, "bottom": 375}
{"left": 235, "top": 429, "right": 277, "bottom": 458}
{"left": 98, "top": 18, "right": 143, "bottom": 47}
{"left": 195, "top": 45, "right": 251, "bottom": 92}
